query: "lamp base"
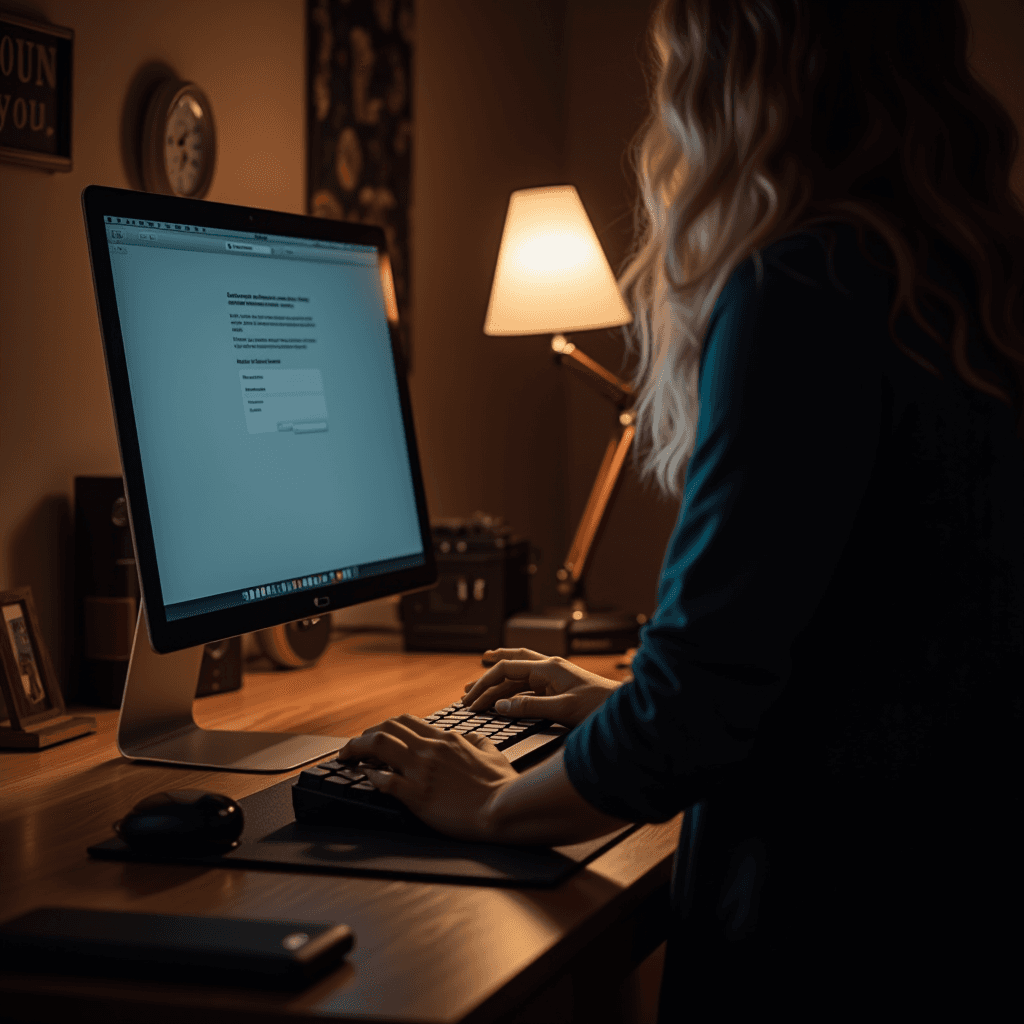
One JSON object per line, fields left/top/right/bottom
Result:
{"left": 504, "top": 607, "right": 642, "bottom": 657}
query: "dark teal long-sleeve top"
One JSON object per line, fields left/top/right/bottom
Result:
{"left": 565, "top": 224, "right": 1023, "bottom": 819}
{"left": 562, "top": 223, "right": 1023, "bottom": 1005}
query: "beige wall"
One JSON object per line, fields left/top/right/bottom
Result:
{"left": 408, "top": 0, "right": 569, "bottom": 615}
{"left": 2, "top": 0, "right": 1022, "bottom": 696}
{"left": 0, "top": 0, "right": 306, "bottom": 687}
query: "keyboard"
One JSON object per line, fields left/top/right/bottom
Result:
{"left": 291, "top": 701, "right": 568, "bottom": 833}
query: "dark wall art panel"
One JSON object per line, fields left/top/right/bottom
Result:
{"left": 308, "top": 0, "right": 414, "bottom": 367}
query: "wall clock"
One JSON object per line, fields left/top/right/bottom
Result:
{"left": 139, "top": 78, "right": 216, "bottom": 198}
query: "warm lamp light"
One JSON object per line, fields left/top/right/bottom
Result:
{"left": 484, "top": 185, "right": 632, "bottom": 336}
{"left": 484, "top": 185, "right": 644, "bottom": 657}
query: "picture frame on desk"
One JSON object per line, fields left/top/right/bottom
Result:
{"left": 0, "top": 587, "right": 95, "bottom": 750}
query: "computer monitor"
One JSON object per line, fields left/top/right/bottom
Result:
{"left": 82, "top": 186, "right": 435, "bottom": 771}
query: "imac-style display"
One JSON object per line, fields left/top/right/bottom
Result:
{"left": 82, "top": 186, "right": 435, "bottom": 770}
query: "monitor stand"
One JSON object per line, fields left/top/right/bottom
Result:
{"left": 116, "top": 605, "right": 345, "bottom": 772}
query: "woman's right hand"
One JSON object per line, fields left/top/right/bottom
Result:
{"left": 461, "top": 648, "right": 625, "bottom": 728}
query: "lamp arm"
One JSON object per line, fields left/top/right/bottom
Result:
{"left": 557, "top": 413, "right": 636, "bottom": 601}
{"left": 551, "top": 335, "right": 633, "bottom": 410}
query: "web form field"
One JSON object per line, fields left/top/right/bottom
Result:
{"left": 239, "top": 368, "right": 328, "bottom": 435}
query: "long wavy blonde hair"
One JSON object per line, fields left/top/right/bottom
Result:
{"left": 618, "top": 0, "right": 1024, "bottom": 499}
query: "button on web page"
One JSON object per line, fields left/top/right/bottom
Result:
{"left": 239, "top": 368, "right": 328, "bottom": 435}
{"left": 225, "top": 240, "right": 271, "bottom": 254}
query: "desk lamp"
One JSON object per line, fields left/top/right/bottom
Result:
{"left": 484, "top": 185, "right": 644, "bottom": 656}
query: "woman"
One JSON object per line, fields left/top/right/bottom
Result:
{"left": 338, "top": 0, "right": 1024, "bottom": 1016}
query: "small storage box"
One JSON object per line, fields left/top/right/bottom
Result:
{"left": 400, "top": 519, "right": 531, "bottom": 652}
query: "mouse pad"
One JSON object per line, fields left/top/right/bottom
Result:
{"left": 88, "top": 778, "right": 639, "bottom": 887}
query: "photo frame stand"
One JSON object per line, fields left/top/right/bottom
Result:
{"left": 0, "top": 715, "right": 96, "bottom": 751}
{"left": 0, "top": 586, "right": 96, "bottom": 751}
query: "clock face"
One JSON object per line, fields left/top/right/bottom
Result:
{"left": 163, "top": 93, "right": 208, "bottom": 197}
{"left": 140, "top": 79, "right": 216, "bottom": 199}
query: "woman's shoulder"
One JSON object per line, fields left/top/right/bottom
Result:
{"left": 714, "top": 223, "right": 877, "bottom": 316}
{"left": 760, "top": 222, "right": 882, "bottom": 292}
{"left": 709, "top": 223, "right": 882, "bottom": 343}
{"left": 699, "top": 222, "right": 895, "bottom": 393}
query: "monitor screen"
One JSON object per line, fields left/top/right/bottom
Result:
{"left": 83, "top": 187, "right": 435, "bottom": 654}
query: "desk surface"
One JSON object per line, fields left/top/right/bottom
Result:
{"left": 0, "top": 633, "right": 681, "bottom": 1024}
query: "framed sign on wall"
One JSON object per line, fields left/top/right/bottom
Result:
{"left": 307, "top": 0, "right": 413, "bottom": 368}
{"left": 0, "top": 12, "right": 73, "bottom": 171}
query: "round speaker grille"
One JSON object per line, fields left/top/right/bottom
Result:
{"left": 256, "top": 616, "right": 332, "bottom": 668}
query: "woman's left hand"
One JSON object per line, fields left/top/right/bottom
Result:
{"left": 335, "top": 715, "right": 519, "bottom": 842}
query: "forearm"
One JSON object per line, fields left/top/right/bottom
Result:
{"left": 483, "top": 746, "right": 631, "bottom": 846}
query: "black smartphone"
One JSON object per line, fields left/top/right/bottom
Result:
{"left": 0, "top": 907, "right": 355, "bottom": 990}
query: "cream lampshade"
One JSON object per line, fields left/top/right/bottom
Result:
{"left": 483, "top": 185, "right": 632, "bottom": 336}
{"left": 484, "top": 185, "right": 643, "bottom": 658}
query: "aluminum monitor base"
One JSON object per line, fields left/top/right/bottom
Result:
{"left": 116, "top": 607, "right": 344, "bottom": 772}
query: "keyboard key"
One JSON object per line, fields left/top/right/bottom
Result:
{"left": 321, "top": 760, "right": 344, "bottom": 771}
{"left": 337, "top": 768, "right": 366, "bottom": 782}
{"left": 324, "top": 775, "right": 353, "bottom": 789}
{"left": 299, "top": 767, "right": 330, "bottom": 789}
{"left": 352, "top": 780, "right": 376, "bottom": 791}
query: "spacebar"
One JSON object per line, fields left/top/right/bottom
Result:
{"left": 503, "top": 730, "right": 567, "bottom": 769}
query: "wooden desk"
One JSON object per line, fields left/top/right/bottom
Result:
{"left": 0, "top": 633, "right": 680, "bottom": 1024}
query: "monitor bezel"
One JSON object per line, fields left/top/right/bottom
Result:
{"left": 82, "top": 185, "right": 435, "bottom": 655}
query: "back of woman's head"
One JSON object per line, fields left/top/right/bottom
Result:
{"left": 621, "top": 0, "right": 1024, "bottom": 498}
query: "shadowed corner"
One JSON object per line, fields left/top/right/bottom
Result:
{"left": 8, "top": 494, "right": 73, "bottom": 702}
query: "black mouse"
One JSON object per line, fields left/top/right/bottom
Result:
{"left": 114, "top": 790, "right": 244, "bottom": 857}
